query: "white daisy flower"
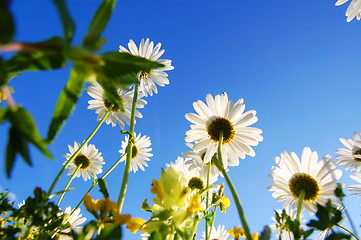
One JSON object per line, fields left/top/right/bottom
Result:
{"left": 63, "top": 142, "right": 105, "bottom": 181}
{"left": 166, "top": 156, "right": 217, "bottom": 190}
{"left": 17, "top": 200, "right": 25, "bottom": 208}
{"left": 87, "top": 81, "right": 147, "bottom": 128}
{"left": 336, "top": 132, "right": 361, "bottom": 171}
{"left": 348, "top": 172, "right": 361, "bottom": 197}
{"left": 268, "top": 147, "right": 342, "bottom": 215}
{"left": 119, "top": 38, "right": 174, "bottom": 97}
{"left": 58, "top": 206, "right": 87, "bottom": 240}
{"left": 184, "top": 93, "right": 263, "bottom": 169}
{"left": 270, "top": 208, "right": 306, "bottom": 240}
{"left": 335, "top": 0, "right": 361, "bottom": 22}
{"left": 119, "top": 133, "right": 153, "bottom": 173}
{"left": 201, "top": 225, "right": 230, "bottom": 240}
{"left": 183, "top": 144, "right": 220, "bottom": 184}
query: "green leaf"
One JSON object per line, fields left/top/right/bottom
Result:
{"left": 83, "top": 0, "right": 116, "bottom": 52}
{"left": 0, "top": 108, "right": 8, "bottom": 123}
{"left": 259, "top": 225, "right": 271, "bottom": 240}
{"left": 149, "top": 231, "right": 163, "bottom": 240}
{"left": 307, "top": 200, "right": 343, "bottom": 231}
{"left": 326, "top": 233, "right": 351, "bottom": 240}
{"left": 6, "top": 107, "right": 52, "bottom": 169}
{"left": 6, "top": 37, "right": 65, "bottom": 73}
{"left": 52, "top": 0, "right": 75, "bottom": 44}
{"left": 0, "top": 0, "right": 14, "bottom": 44}
{"left": 47, "top": 64, "right": 88, "bottom": 142}
{"left": 98, "top": 178, "right": 109, "bottom": 198}
{"left": 96, "top": 225, "right": 122, "bottom": 240}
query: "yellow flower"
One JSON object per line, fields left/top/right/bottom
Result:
{"left": 126, "top": 218, "right": 146, "bottom": 233}
{"left": 187, "top": 194, "right": 204, "bottom": 216}
{"left": 228, "top": 226, "right": 258, "bottom": 240}
{"left": 219, "top": 196, "right": 230, "bottom": 213}
{"left": 151, "top": 167, "right": 190, "bottom": 209}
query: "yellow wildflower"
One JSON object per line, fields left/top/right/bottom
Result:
{"left": 126, "top": 217, "right": 146, "bottom": 233}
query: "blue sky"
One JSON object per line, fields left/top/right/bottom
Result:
{"left": 1, "top": 0, "right": 361, "bottom": 239}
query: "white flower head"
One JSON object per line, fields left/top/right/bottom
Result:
{"left": 58, "top": 206, "right": 87, "bottom": 240}
{"left": 119, "top": 133, "right": 153, "bottom": 173}
{"left": 335, "top": 0, "right": 361, "bottom": 22}
{"left": 348, "top": 172, "right": 361, "bottom": 197}
{"left": 63, "top": 142, "right": 105, "bottom": 181}
{"left": 336, "top": 132, "right": 361, "bottom": 171}
{"left": 185, "top": 93, "right": 263, "bottom": 169}
{"left": 268, "top": 147, "right": 342, "bottom": 215}
{"left": 270, "top": 208, "right": 306, "bottom": 240}
{"left": 87, "top": 81, "right": 147, "bottom": 128}
{"left": 166, "top": 156, "right": 217, "bottom": 190}
{"left": 119, "top": 38, "right": 174, "bottom": 97}
{"left": 183, "top": 144, "right": 220, "bottom": 184}
{"left": 201, "top": 225, "right": 229, "bottom": 240}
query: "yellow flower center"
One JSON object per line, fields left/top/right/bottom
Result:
{"left": 103, "top": 97, "right": 124, "bottom": 112}
{"left": 188, "top": 177, "right": 204, "bottom": 190}
{"left": 131, "top": 145, "right": 138, "bottom": 159}
{"left": 140, "top": 71, "right": 151, "bottom": 79}
{"left": 289, "top": 173, "right": 320, "bottom": 201}
{"left": 74, "top": 154, "right": 90, "bottom": 169}
{"left": 353, "top": 148, "right": 361, "bottom": 162}
{"left": 207, "top": 117, "right": 235, "bottom": 143}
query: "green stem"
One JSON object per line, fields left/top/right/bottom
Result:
{"left": 190, "top": 213, "right": 201, "bottom": 240}
{"left": 47, "top": 109, "right": 111, "bottom": 196}
{"left": 207, "top": 207, "right": 217, "bottom": 240}
{"left": 71, "top": 153, "right": 126, "bottom": 214}
{"left": 296, "top": 189, "right": 305, "bottom": 222}
{"left": 216, "top": 131, "right": 253, "bottom": 240}
{"left": 205, "top": 162, "right": 211, "bottom": 240}
{"left": 117, "top": 84, "right": 139, "bottom": 211}
{"left": 342, "top": 202, "right": 359, "bottom": 238}
{"left": 337, "top": 224, "right": 360, "bottom": 240}
{"left": 57, "top": 163, "right": 82, "bottom": 206}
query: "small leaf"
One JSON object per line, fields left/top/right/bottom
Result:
{"left": 149, "top": 231, "right": 163, "bottom": 240}
{"left": 6, "top": 37, "right": 65, "bottom": 73}
{"left": 83, "top": 0, "right": 116, "bottom": 52}
{"left": 52, "top": 0, "right": 75, "bottom": 44}
{"left": 326, "top": 232, "right": 351, "bottom": 240}
{"left": 6, "top": 127, "right": 17, "bottom": 178}
{"left": 47, "top": 64, "right": 88, "bottom": 142}
{"left": 259, "top": 225, "right": 271, "bottom": 240}
{"left": 98, "top": 178, "right": 109, "bottom": 198}
{"left": 0, "top": 0, "right": 15, "bottom": 44}
{"left": 7, "top": 107, "right": 52, "bottom": 159}
{"left": 96, "top": 225, "right": 122, "bottom": 240}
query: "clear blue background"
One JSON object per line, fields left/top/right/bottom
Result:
{"left": 1, "top": 0, "right": 361, "bottom": 239}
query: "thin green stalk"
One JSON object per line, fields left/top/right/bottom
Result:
{"left": 337, "top": 224, "right": 360, "bottom": 240}
{"left": 207, "top": 207, "right": 217, "bottom": 240}
{"left": 47, "top": 109, "right": 111, "bottom": 196}
{"left": 205, "top": 162, "right": 211, "bottom": 240}
{"left": 190, "top": 213, "right": 201, "bottom": 240}
{"left": 57, "top": 164, "right": 82, "bottom": 206}
{"left": 342, "top": 202, "right": 359, "bottom": 238}
{"left": 71, "top": 153, "right": 126, "bottom": 213}
{"left": 216, "top": 131, "right": 253, "bottom": 240}
{"left": 296, "top": 189, "right": 305, "bottom": 222}
{"left": 117, "top": 84, "right": 139, "bottom": 211}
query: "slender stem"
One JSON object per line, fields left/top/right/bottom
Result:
{"left": 296, "top": 189, "right": 305, "bottom": 222}
{"left": 205, "top": 162, "right": 211, "bottom": 240}
{"left": 337, "top": 224, "right": 360, "bottom": 240}
{"left": 57, "top": 163, "right": 82, "bottom": 206}
{"left": 71, "top": 153, "right": 126, "bottom": 213}
{"left": 117, "top": 84, "right": 139, "bottom": 211}
{"left": 342, "top": 202, "right": 359, "bottom": 238}
{"left": 190, "top": 213, "right": 201, "bottom": 240}
{"left": 207, "top": 207, "right": 217, "bottom": 240}
{"left": 216, "top": 131, "right": 253, "bottom": 240}
{"left": 47, "top": 110, "right": 111, "bottom": 196}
